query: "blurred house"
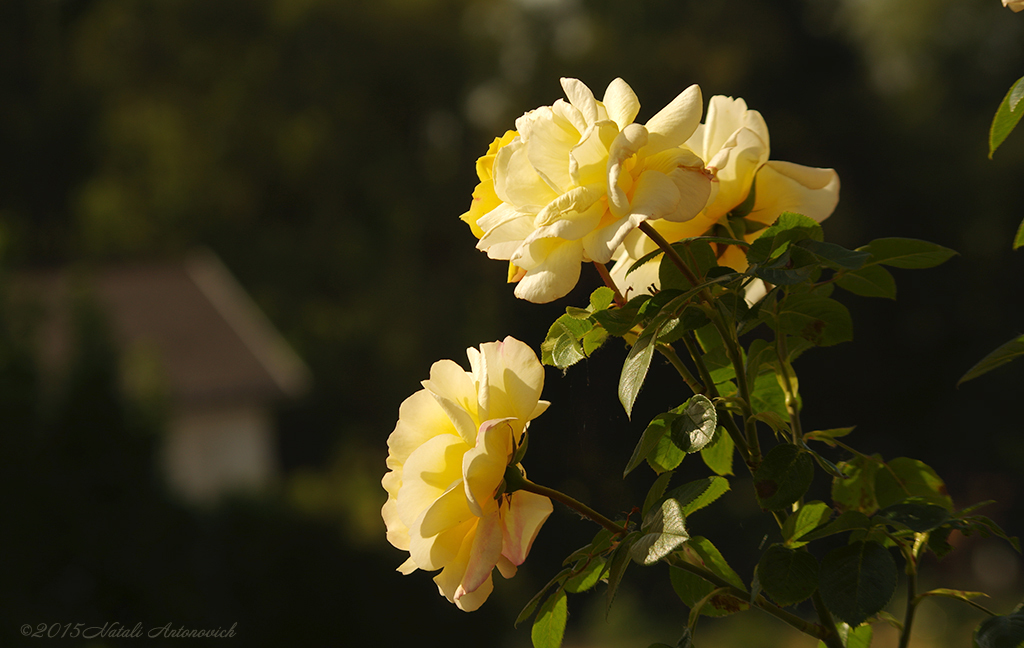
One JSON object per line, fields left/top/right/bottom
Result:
{"left": 18, "top": 251, "right": 311, "bottom": 504}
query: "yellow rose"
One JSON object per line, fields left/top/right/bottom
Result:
{"left": 1004, "top": 0, "right": 1024, "bottom": 12}
{"left": 381, "top": 337, "right": 552, "bottom": 611}
{"left": 465, "top": 77, "right": 714, "bottom": 303}
{"left": 611, "top": 96, "right": 840, "bottom": 297}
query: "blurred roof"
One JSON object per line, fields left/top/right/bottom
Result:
{"left": 18, "top": 250, "right": 311, "bottom": 406}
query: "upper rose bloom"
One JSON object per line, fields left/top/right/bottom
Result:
{"left": 1004, "top": 0, "right": 1024, "bottom": 12}
{"left": 610, "top": 96, "right": 840, "bottom": 297}
{"left": 382, "top": 337, "right": 553, "bottom": 611}
{"left": 462, "top": 77, "right": 714, "bottom": 303}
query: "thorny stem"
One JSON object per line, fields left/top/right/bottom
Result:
{"left": 680, "top": 334, "right": 752, "bottom": 464}
{"left": 813, "top": 591, "right": 846, "bottom": 648}
{"left": 666, "top": 554, "right": 829, "bottom": 640}
{"left": 637, "top": 221, "right": 761, "bottom": 469}
{"left": 593, "top": 262, "right": 626, "bottom": 306}
{"left": 898, "top": 536, "right": 925, "bottom": 648}
{"left": 657, "top": 344, "right": 704, "bottom": 394}
{"left": 513, "top": 474, "right": 627, "bottom": 536}
{"left": 775, "top": 323, "right": 803, "bottom": 443}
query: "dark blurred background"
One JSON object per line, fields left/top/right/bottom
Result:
{"left": 1, "top": 0, "right": 1023, "bottom": 646}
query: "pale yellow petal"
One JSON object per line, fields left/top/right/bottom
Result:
{"left": 396, "top": 433, "right": 468, "bottom": 531}
{"left": 560, "top": 77, "right": 598, "bottom": 125}
{"left": 642, "top": 84, "right": 703, "bottom": 155}
{"left": 409, "top": 512, "right": 474, "bottom": 572}
{"left": 512, "top": 237, "right": 584, "bottom": 303}
{"left": 422, "top": 359, "right": 479, "bottom": 444}
{"left": 463, "top": 418, "right": 514, "bottom": 517}
{"left": 607, "top": 123, "right": 649, "bottom": 218}
{"left": 501, "top": 490, "right": 553, "bottom": 565}
{"left": 493, "top": 138, "right": 559, "bottom": 209}
{"left": 385, "top": 389, "right": 456, "bottom": 470}
{"left": 706, "top": 125, "right": 769, "bottom": 218}
{"left": 748, "top": 160, "right": 840, "bottom": 226}
{"left": 569, "top": 121, "right": 618, "bottom": 187}
{"left": 460, "top": 510, "right": 504, "bottom": 595}
{"left": 417, "top": 480, "right": 474, "bottom": 538}
{"left": 659, "top": 166, "right": 714, "bottom": 223}
{"left": 602, "top": 78, "right": 640, "bottom": 130}
{"left": 397, "top": 557, "right": 418, "bottom": 575}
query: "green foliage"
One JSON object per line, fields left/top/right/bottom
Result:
{"left": 664, "top": 476, "right": 731, "bottom": 517}
{"left": 628, "top": 395, "right": 716, "bottom": 474}
{"left": 700, "top": 426, "right": 735, "bottom": 476}
{"left": 670, "top": 538, "right": 750, "bottom": 618}
{"left": 817, "top": 624, "right": 874, "bottom": 648}
{"left": 973, "top": 604, "right": 1024, "bottom": 648}
{"left": 1015, "top": 217, "right": 1024, "bottom": 251}
{"left": 619, "top": 327, "right": 659, "bottom": 417}
{"left": 959, "top": 334, "right": 1024, "bottom": 385}
{"left": 836, "top": 264, "right": 897, "bottom": 299}
{"left": 832, "top": 454, "right": 882, "bottom": 514}
{"left": 857, "top": 238, "right": 958, "bottom": 269}
{"left": 631, "top": 498, "right": 690, "bottom": 565}
{"left": 746, "top": 212, "right": 824, "bottom": 265}
{"left": 782, "top": 501, "right": 833, "bottom": 548}
{"left": 819, "top": 541, "right": 898, "bottom": 627}
{"left": 875, "top": 457, "right": 954, "bottom": 511}
{"left": 756, "top": 544, "right": 819, "bottom": 606}
{"left": 990, "top": 76, "right": 1024, "bottom": 158}
{"left": 769, "top": 293, "right": 853, "bottom": 347}
{"left": 531, "top": 588, "right": 568, "bottom": 648}
{"left": 754, "top": 444, "right": 814, "bottom": 510}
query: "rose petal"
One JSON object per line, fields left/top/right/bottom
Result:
{"left": 642, "top": 84, "right": 703, "bottom": 155}
{"left": 602, "top": 78, "right": 641, "bottom": 131}
{"left": 501, "top": 491, "right": 554, "bottom": 565}
{"left": 462, "top": 418, "right": 514, "bottom": 517}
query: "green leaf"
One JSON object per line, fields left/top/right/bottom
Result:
{"left": 973, "top": 605, "right": 1024, "bottom": 648}
{"left": 631, "top": 498, "right": 690, "bottom": 565}
{"left": 642, "top": 471, "right": 675, "bottom": 516}
{"left": 747, "top": 212, "right": 825, "bottom": 265}
{"left": 771, "top": 294, "right": 853, "bottom": 347}
{"left": 832, "top": 454, "right": 882, "bottom": 514}
{"left": 750, "top": 371, "right": 790, "bottom": 421}
{"left": 701, "top": 426, "right": 735, "bottom": 476}
{"left": 565, "top": 557, "right": 607, "bottom": 594}
{"left": 990, "top": 75, "right": 1024, "bottom": 158}
{"left": 874, "top": 457, "right": 954, "bottom": 511}
{"left": 818, "top": 624, "right": 874, "bottom": 648}
{"left": 913, "top": 589, "right": 994, "bottom": 616}
{"left": 959, "top": 334, "right": 1024, "bottom": 386}
{"left": 517, "top": 568, "right": 571, "bottom": 627}
{"left": 590, "top": 286, "right": 615, "bottom": 311}
{"left": 783, "top": 501, "right": 833, "bottom": 548}
{"left": 660, "top": 240, "right": 719, "bottom": 291}
{"left": 542, "top": 314, "right": 592, "bottom": 368}
{"left": 858, "top": 237, "right": 958, "bottom": 270}
{"left": 819, "top": 541, "right": 898, "bottom": 627}
{"left": 532, "top": 588, "right": 568, "bottom": 648}
{"left": 636, "top": 395, "right": 717, "bottom": 475}
{"left": 1014, "top": 216, "right": 1024, "bottom": 251}
{"left": 671, "top": 541, "right": 750, "bottom": 617}
{"left": 874, "top": 500, "right": 951, "bottom": 533}
{"left": 836, "top": 264, "right": 897, "bottom": 299}
{"left": 795, "top": 239, "right": 871, "bottom": 270}
{"left": 754, "top": 444, "right": 814, "bottom": 510}
{"left": 605, "top": 533, "right": 635, "bottom": 613}
{"left": 592, "top": 297, "right": 646, "bottom": 336}
{"left": 687, "top": 536, "right": 747, "bottom": 590}
{"left": 757, "top": 544, "right": 819, "bottom": 606}
{"left": 798, "top": 510, "right": 873, "bottom": 543}
{"left": 619, "top": 328, "right": 658, "bottom": 418}
{"left": 805, "top": 426, "right": 856, "bottom": 445}
{"left": 666, "top": 476, "right": 731, "bottom": 517}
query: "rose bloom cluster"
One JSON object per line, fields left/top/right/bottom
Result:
{"left": 461, "top": 78, "right": 839, "bottom": 302}
{"left": 384, "top": 78, "right": 842, "bottom": 611}
{"left": 381, "top": 337, "right": 552, "bottom": 611}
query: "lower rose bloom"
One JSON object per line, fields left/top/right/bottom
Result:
{"left": 381, "top": 337, "right": 553, "bottom": 611}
